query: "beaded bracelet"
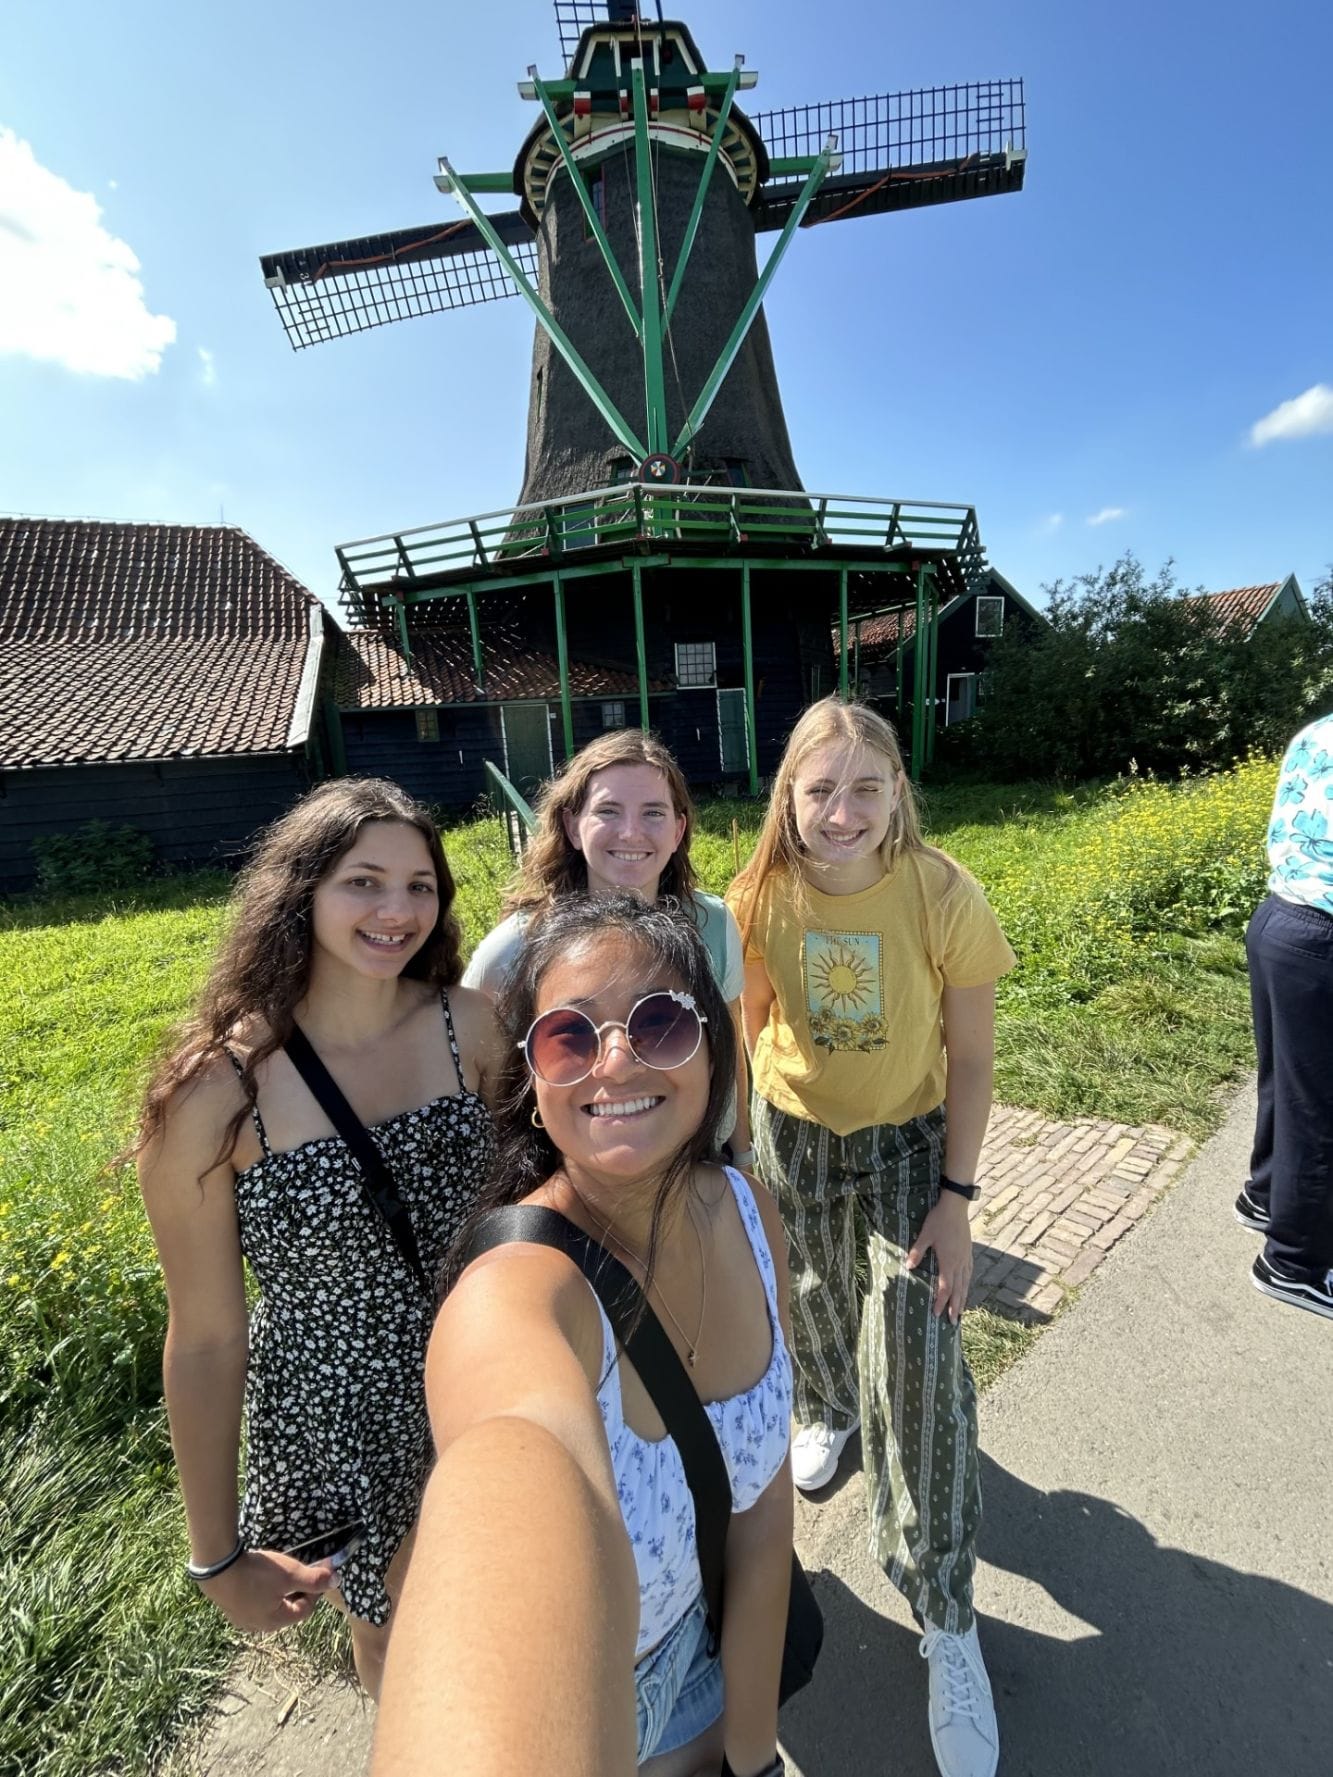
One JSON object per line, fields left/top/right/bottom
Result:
{"left": 186, "top": 1537, "right": 246, "bottom": 1583}
{"left": 721, "top": 1757, "right": 784, "bottom": 1777}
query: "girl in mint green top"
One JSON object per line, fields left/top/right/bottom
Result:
{"left": 463, "top": 730, "right": 749, "bottom": 1155}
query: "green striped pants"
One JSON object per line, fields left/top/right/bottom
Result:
{"left": 753, "top": 1095, "right": 980, "bottom": 1634}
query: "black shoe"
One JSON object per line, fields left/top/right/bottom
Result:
{"left": 1251, "top": 1252, "right": 1333, "bottom": 1321}
{"left": 1234, "top": 1186, "right": 1270, "bottom": 1233}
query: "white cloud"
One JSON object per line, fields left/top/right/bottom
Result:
{"left": 1087, "top": 506, "right": 1127, "bottom": 526}
{"left": 0, "top": 128, "right": 175, "bottom": 379}
{"left": 1038, "top": 513, "right": 1064, "bottom": 534}
{"left": 197, "top": 346, "right": 216, "bottom": 387}
{"left": 1249, "top": 383, "right": 1333, "bottom": 447}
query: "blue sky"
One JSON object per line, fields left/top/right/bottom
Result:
{"left": 3, "top": 0, "right": 1330, "bottom": 612}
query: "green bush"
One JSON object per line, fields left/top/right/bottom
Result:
{"left": 974, "top": 555, "right": 1333, "bottom": 780}
{"left": 30, "top": 821, "right": 154, "bottom": 897}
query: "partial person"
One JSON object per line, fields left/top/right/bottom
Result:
{"left": 434, "top": 894, "right": 793, "bottom": 1775}
{"left": 463, "top": 729, "right": 752, "bottom": 1162}
{"left": 136, "top": 778, "right": 501, "bottom": 1696}
{"left": 728, "top": 698, "right": 1015, "bottom": 1777}
{"left": 1240, "top": 709, "right": 1333, "bottom": 1321}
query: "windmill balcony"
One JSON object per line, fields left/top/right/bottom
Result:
{"left": 334, "top": 482, "right": 988, "bottom": 620}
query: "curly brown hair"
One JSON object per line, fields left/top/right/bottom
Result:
{"left": 504, "top": 730, "right": 698, "bottom": 914}
{"left": 135, "top": 777, "right": 463, "bottom": 1172}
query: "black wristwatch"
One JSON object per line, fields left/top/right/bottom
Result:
{"left": 938, "top": 1174, "right": 981, "bottom": 1202}
{"left": 721, "top": 1758, "right": 784, "bottom": 1777}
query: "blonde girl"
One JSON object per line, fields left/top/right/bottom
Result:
{"left": 464, "top": 729, "right": 752, "bottom": 1160}
{"left": 727, "top": 699, "right": 1015, "bottom": 1777}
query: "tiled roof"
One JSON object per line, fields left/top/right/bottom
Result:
{"left": 0, "top": 518, "right": 321, "bottom": 767}
{"left": 1182, "top": 583, "right": 1281, "bottom": 636}
{"left": 335, "top": 625, "right": 665, "bottom": 709}
{"left": 830, "top": 608, "right": 918, "bottom": 657}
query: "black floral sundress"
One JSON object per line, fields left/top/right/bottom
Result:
{"left": 229, "top": 991, "right": 494, "bottom": 1623}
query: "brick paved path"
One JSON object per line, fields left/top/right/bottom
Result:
{"left": 967, "top": 1105, "right": 1195, "bottom": 1323}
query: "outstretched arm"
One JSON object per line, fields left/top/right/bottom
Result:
{"left": 374, "top": 1246, "right": 639, "bottom": 1775}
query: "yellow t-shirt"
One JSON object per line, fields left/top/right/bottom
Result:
{"left": 729, "top": 851, "right": 1016, "bottom": 1137}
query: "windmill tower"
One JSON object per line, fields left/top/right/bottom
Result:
{"left": 261, "top": 3, "right": 1026, "bottom": 798}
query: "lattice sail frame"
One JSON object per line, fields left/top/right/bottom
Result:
{"left": 260, "top": 61, "right": 1024, "bottom": 352}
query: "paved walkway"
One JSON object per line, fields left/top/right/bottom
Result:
{"left": 185, "top": 1085, "right": 1333, "bottom": 1775}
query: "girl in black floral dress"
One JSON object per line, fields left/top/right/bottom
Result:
{"left": 137, "top": 779, "right": 500, "bottom": 1695}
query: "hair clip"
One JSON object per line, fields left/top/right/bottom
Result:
{"left": 667, "top": 989, "right": 697, "bottom": 1009}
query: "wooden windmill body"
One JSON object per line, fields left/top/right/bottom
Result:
{"left": 262, "top": 3, "right": 1027, "bottom": 803}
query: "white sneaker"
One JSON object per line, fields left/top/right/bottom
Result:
{"left": 920, "top": 1621, "right": 999, "bottom": 1777}
{"left": 790, "top": 1418, "right": 858, "bottom": 1492}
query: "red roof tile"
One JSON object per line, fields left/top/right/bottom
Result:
{"left": 1180, "top": 583, "right": 1282, "bottom": 636}
{"left": 335, "top": 625, "right": 664, "bottom": 709}
{"left": 0, "top": 518, "right": 321, "bottom": 767}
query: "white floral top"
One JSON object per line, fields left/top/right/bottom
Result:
{"left": 1267, "top": 713, "right": 1333, "bottom": 914}
{"left": 592, "top": 1168, "right": 792, "bottom": 1660}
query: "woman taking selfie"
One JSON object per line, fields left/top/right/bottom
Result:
{"left": 136, "top": 778, "right": 501, "bottom": 1696}
{"left": 421, "top": 895, "right": 792, "bottom": 1776}
{"left": 463, "top": 729, "right": 752, "bottom": 1162}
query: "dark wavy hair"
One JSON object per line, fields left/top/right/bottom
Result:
{"left": 446, "top": 893, "right": 735, "bottom": 1300}
{"left": 135, "top": 776, "right": 463, "bottom": 1171}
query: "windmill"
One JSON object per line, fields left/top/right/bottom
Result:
{"left": 261, "top": 3, "right": 1026, "bottom": 795}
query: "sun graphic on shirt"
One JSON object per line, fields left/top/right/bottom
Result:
{"left": 809, "top": 940, "right": 876, "bottom": 1014}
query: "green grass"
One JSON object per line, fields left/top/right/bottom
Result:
{"left": 0, "top": 767, "right": 1272, "bottom": 1772}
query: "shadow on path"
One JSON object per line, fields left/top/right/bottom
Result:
{"left": 781, "top": 1453, "right": 1333, "bottom": 1776}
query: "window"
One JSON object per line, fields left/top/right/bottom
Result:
{"left": 415, "top": 708, "right": 440, "bottom": 742}
{"left": 582, "top": 166, "right": 606, "bottom": 241}
{"left": 975, "top": 595, "right": 1005, "bottom": 638}
{"left": 945, "top": 674, "right": 977, "bottom": 726}
{"left": 608, "top": 457, "right": 636, "bottom": 485}
{"left": 722, "top": 459, "right": 751, "bottom": 488}
{"left": 601, "top": 700, "right": 626, "bottom": 729}
{"left": 675, "top": 641, "right": 717, "bottom": 688}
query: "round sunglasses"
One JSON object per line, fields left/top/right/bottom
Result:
{"left": 519, "top": 990, "right": 708, "bottom": 1088}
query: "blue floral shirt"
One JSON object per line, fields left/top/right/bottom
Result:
{"left": 1267, "top": 713, "right": 1333, "bottom": 914}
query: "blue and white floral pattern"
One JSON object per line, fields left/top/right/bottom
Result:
{"left": 594, "top": 1169, "right": 793, "bottom": 1659}
{"left": 1267, "top": 714, "right": 1333, "bottom": 914}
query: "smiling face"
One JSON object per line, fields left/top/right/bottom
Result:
{"left": 791, "top": 740, "right": 901, "bottom": 893}
{"left": 310, "top": 819, "right": 440, "bottom": 979}
{"left": 529, "top": 932, "right": 711, "bottom": 1187}
{"left": 561, "top": 764, "right": 687, "bottom": 901}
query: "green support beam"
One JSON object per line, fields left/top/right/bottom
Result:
{"left": 662, "top": 62, "right": 742, "bottom": 333}
{"left": 838, "top": 567, "right": 849, "bottom": 698}
{"left": 925, "top": 569, "right": 939, "bottom": 766}
{"left": 671, "top": 135, "right": 840, "bottom": 457}
{"left": 741, "top": 563, "right": 759, "bottom": 796}
{"left": 631, "top": 562, "right": 650, "bottom": 730}
{"left": 520, "top": 71, "right": 753, "bottom": 102}
{"left": 910, "top": 564, "right": 929, "bottom": 781}
{"left": 766, "top": 156, "right": 826, "bottom": 176}
{"left": 436, "top": 157, "right": 647, "bottom": 460}
{"left": 895, "top": 625, "right": 905, "bottom": 724}
{"left": 530, "top": 70, "right": 642, "bottom": 341}
{"left": 452, "top": 172, "right": 512, "bottom": 191}
{"left": 630, "top": 60, "right": 668, "bottom": 455}
{"left": 465, "top": 588, "right": 484, "bottom": 692}
{"left": 393, "top": 597, "right": 413, "bottom": 665}
{"left": 552, "top": 573, "right": 575, "bottom": 757}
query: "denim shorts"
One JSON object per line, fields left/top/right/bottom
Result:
{"left": 635, "top": 1594, "right": 724, "bottom": 1763}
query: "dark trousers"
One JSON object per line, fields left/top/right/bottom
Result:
{"left": 1246, "top": 894, "right": 1333, "bottom": 1276}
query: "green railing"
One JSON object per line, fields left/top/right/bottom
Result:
{"left": 336, "top": 484, "right": 987, "bottom": 604}
{"left": 484, "top": 759, "right": 537, "bottom": 858}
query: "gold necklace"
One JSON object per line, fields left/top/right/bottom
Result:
{"left": 569, "top": 1185, "right": 709, "bottom": 1367}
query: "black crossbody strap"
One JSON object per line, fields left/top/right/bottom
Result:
{"left": 283, "top": 1024, "right": 430, "bottom": 1293}
{"left": 460, "top": 1205, "right": 731, "bottom": 1637}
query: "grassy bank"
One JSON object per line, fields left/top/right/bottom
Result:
{"left": 0, "top": 764, "right": 1270, "bottom": 1771}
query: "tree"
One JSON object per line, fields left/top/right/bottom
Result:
{"left": 971, "top": 555, "right": 1333, "bottom": 779}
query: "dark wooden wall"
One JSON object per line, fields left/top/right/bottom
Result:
{"left": 0, "top": 752, "right": 315, "bottom": 894}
